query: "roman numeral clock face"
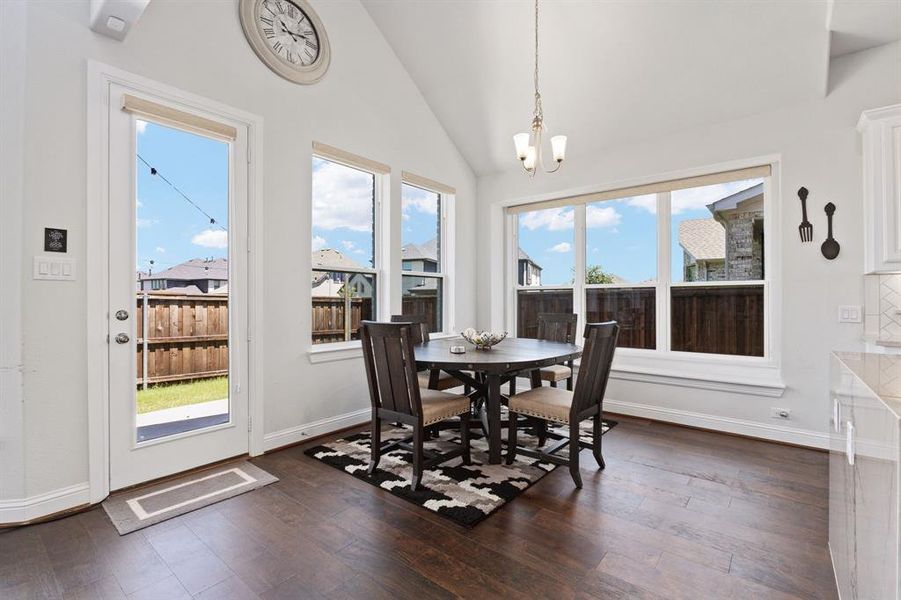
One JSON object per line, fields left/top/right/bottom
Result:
{"left": 240, "top": 0, "right": 331, "bottom": 84}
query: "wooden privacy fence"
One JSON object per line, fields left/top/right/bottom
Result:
{"left": 311, "top": 296, "right": 373, "bottom": 344}
{"left": 517, "top": 284, "right": 764, "bottom": 357}
{"left": 136, "top": 293, "right": 229, "bottom": 388}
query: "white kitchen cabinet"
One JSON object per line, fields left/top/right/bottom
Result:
{"left": 830, "top": 352, "right": 901, "bottom": 599}
{"left": 861, "top": 104, "right": 901, "bottom": 273}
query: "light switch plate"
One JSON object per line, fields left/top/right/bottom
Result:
{"left": 838, "top": 305, "right": 862, "bottom": 323}
{"left": 33, "top": 256, "right": 76, "bottom": 281}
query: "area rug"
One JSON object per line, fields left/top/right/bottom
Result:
{"left": 102, "top": 461, "right": 278, "bottom": 535}
{"left": 304, "top": 418, "right": 616, "bottom": 527}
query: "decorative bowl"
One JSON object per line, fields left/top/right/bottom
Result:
{"left": 461, "top": 328, "right": 507, "bottom": 350}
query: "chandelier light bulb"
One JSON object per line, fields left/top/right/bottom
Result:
{"left": 551, "top": 135, "right": 567, "bottom": 162}
{"left": 513, "top": 133, "right": 530, "bottom": 160}
{"left": 523, "top": 146, "right": 537, "bottom": 170}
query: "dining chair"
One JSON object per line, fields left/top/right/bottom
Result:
{"left": 506, "top": 321, "right": 619, "bottom": 488}
{"left": 361, "top": 321, "right": 471, "bottom": 491}
{"left": 535, "top": 313, "right": 578, "bottom": 390}
{"left": 390, "top": 314, "right": 464, "bottom": 392}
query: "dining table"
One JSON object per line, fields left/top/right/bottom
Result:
{"left": 414, "top": 336, "right": 583, "bottom": 464}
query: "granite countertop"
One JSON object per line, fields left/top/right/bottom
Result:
{"left": 834, "top": 351, "right": 901, "bottom": 417}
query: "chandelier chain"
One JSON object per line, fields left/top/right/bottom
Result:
{"left": 533, "top": 0, "right": 542, "bottom": 125}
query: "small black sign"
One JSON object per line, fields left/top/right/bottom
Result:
{"left": 44, "top": 228, "right": 67, "bottom": 253}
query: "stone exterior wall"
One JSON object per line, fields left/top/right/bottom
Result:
{"left": 722, "top": 211, "right": 763, "bottom": 280}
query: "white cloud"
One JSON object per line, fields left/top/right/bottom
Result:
{"left": 136, "top": 217, "right": 158, "bottom": 228}
{"left": 402, "top": 193, "right": 438, "bottom": 220}
{"left": 155, "top": 246, "right": 165, "bottom": 254}
{"left": 549, "top": 242, "right": 572, "bottom": 253}
{"left": 136, "top": 120, "right": 147, "bottom": 135}
{"left": 341, "top": 240, "right": 366, "bottom": 255}
{"left": 625, "top": 194, "right": 657, "bottom": 214}
{"left": 312, "top": 160, "right": 374, "bottom": 232}
{"left": 586, "top": 205, "right": 622, "bottom": 229}
{"left": 136, "top": 198, "right": 143, "bottom": 208}
{"left": 520, "top": 207, "right": 574, "bottom": 231}
{"left": 671, "top": 179, "right": 760, "bottom": 214}
{"left": 621, "top": 180, "right": 763, "bottom": 215}
{"left": 191, "top": 229, "right": 228, "bottom": 249}
{"left": 312, "top": 235, "right": 327, "bottom": 251}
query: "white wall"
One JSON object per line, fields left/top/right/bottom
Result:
{"left": 477, "top": 41, "right": 901, "bottom": 445}
{"left": 1, "top": 0, "right": 476, "bottom": 515}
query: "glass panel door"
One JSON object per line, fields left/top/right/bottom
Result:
{"left": 135, "top": 121, "right": 231, "bottom": 441}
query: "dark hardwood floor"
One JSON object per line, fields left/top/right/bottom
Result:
{"left": 0, "top": 416, "right": 837, "bottom": 599}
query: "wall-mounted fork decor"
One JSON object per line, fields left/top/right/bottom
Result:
{"left": 797, "top": 187, "right": 813, "bottom": 242}
{"left": 821, "top": 202, "right": 840, "bottom": 260}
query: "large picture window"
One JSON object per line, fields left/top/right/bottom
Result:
{"left": 311, "top": 156, "right": 378, "bottom": 344}
{"left": 508, "top": 164, "right": 771, "bottom": 359}
{"left": 400, "top": 182, "right": 445, "bottom": 333}
{"left": 515, "top": 206, "right": 574, "bottom": 338}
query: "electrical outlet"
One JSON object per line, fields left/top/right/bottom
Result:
{"left": 770, "top": 407, "right": 791, "bottom": 419}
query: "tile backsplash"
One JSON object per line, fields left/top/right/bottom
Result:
{"left": 865, "top": 273, "right": 901, "bottom": 341}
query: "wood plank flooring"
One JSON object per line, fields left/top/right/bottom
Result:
{"left": 0, "top": 416, "right": 838, "bottom": 599}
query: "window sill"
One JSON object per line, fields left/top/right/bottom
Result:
{"left": 571, "top": 350, "right": 785, "bottom": 397}
{"left": 307, "top": 331, "right": 460, "bottom": 364}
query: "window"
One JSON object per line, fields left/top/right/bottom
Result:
{"left": 507, "top": 164, "right": 771, "bottom": 359}
{"left": 311, "top": 156, "right": 378, "bottom": 344}
{"left": 515, "top": 206, "right": 574, "bottom": 338}
{"left": 400, "top": 182, "right": 444, "bottom": 333}
{"left": 585, "top": 195, "right": 656, "bottom": 349}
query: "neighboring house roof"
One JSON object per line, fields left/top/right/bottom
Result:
{"left": 678, "top": 219, "right": 725, "bottom": 261}
{"left": 141, "top": 258, "right": 228, "bottom": 281}
{"left": 401, "top": 238, "right": 438, "bottom": 263}
{"left": 707, "top": 182, "right": 764, "bottom": 214}
{"left": 156, "top": 284, "right": 204, "bottom": 295}
{"left": 312, "top": 248, "right": 365, "bottom": 271}
{"left": 517, "top": 248, "right": 542, "bottom": 271}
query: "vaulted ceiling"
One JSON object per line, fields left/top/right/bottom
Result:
{"left": 362, "top": 0, "right": 897, "bottom": 177}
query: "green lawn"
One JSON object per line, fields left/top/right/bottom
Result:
{"left": 137, "top": 377, "right": 229, "bottom": 414}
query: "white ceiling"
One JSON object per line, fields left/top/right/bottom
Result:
{"left": 362, "top": 0, "right": 834, "bottom": 176}
{"left": 829, "top": 0, "right": 901, "bottom": 57}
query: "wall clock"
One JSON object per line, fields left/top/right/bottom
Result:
{"left": 239, "top": 0, "right": 330, "bottom": 84}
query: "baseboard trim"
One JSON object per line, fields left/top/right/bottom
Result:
{"left": 0, "top": 482, "right": 91, "bottom": 526}
{"left": 604, "top": 399, "right": 829, "bottom": 449}
{"left": 263, "top": 408, "right": 370, "bottom": 452}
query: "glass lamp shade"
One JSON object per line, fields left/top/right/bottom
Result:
{"left": 551, "top": 135, "right": 567, "bottom": 162}
{"left": 513, "top": 133, "right": 530, "bottom": 160}
{"left": 523, "top": 146, "right": 537, "bottom": 170}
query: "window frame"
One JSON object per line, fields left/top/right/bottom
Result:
{"left": 309, "top": 150, "right": 390, "bottom": 351}
{"left": 503, "top": 157, "right": 783, "bottom": 393}
{"left": 400, "top": 178, "right": 454, "bottom": 335}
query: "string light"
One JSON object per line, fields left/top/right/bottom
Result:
{"left": 136, "top": 154, "right": 227, "bottom": 232}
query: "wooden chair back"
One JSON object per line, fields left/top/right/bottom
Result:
{"left": 390, "top": 313, "right": 429, "bottom": 343}
{"left": 570, "top": 322, "right": 619, "bottom": 418}
{"left": 360, "top": 321, "right": 423, "bottom": 419}
{"left": 537, "top": 313, "right": 578, "bottom": 344}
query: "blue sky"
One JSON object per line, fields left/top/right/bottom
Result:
{"left": 135, "top": 121, "right": 229, "bottom": 275}
{"left": 518, "top": 178, "right": 763, "bottom": 285}
{"left": 401, "top": 184, "right": 441, "bottom": 248}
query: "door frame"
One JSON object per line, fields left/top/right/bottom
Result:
{"left": 86, "top": 61, "right": 265, "bottom": 503}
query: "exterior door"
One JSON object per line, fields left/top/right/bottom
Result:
{"left": 107, "top": 83, "right": 249, "bottom": 490}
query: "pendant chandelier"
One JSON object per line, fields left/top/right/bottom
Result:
{"left": 513, "top": 0, "right": 567, "bottom": 177}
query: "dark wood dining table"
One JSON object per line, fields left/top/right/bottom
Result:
{"left": 414, "top": 336, "right": 583, "bottom": 464}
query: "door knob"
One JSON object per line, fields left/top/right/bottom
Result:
{"left": 115, "top": 333, "right": 130, "bottom": 344}
{"left": 115, "top": 310, "right": 129, "bottom": 321}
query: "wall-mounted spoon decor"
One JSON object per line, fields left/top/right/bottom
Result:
{"left": 821, "top": 202, "right": 840, "bottom": 260}
{"left": 797, "top": 187, "right": 813, "bottom": 242}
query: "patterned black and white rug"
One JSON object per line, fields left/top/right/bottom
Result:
{"left": 304, "top": 418, "right": 616, "bottom": 527}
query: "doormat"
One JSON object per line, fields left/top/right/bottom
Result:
{"left": 102, "top": 461, "right": 277, "bottom": 535}
{"left": 304, "top": 418, "right": 616, "bottom": 528}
